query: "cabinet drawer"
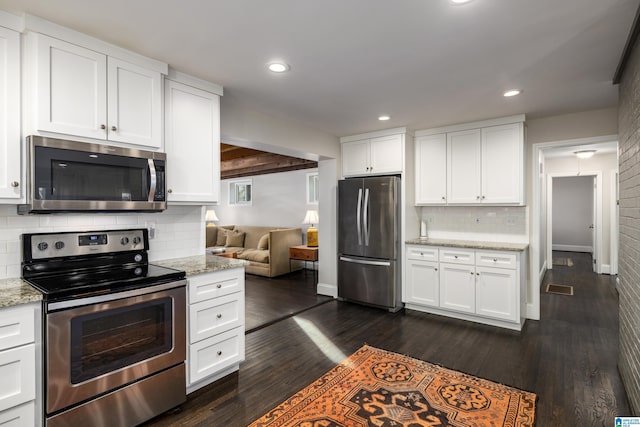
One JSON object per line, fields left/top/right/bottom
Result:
{"left": 439, "top": 248, "right": 474, "bottom": 265}
{"left": 188, "top": 327, "right": 244, "bottom": 385}
{"left": 0, "top": 304, "right": 35, "bottom": 351}
{"left": 189, "top": 269, "right": 244, "bottom": 303}
{"left": 476, "top": 251, "right": 517, "bottom": 269}
{"left": 0, "top": 401, "right": 35, "bottom": 427}
{"left": 289, "top": 247, "right": 318, "bottom": 261}
{"left": 406, "top": 245, "right": 438, "bottom": 262}
{"left": 0, "top": 344, "right": 35, "bottom": 413}
{"left": 189, "top": 293, "right": 244, "bottom": 344}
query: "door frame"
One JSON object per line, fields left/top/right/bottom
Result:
{"left": 610, "top": 170, "right": 619, "bottom": 275}
{"left": 530, "top": 134, "right": 617, "bottom": 321}
{"left": 546, "top": 172, "right": 602, "bottom": 273}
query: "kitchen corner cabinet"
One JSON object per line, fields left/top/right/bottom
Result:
{"left": 0, "top": 25, "right": 21, "bottom": 201}
{"left": 415, "top": 120, "right": 524, "bottom": 206}
{"left": 404, "top": 244, "right": 524, "bottom": 330}
{"left": 0, "top": 303, "right": 39, "bottom": 426}
{"left": 341, "top": 134, "right": 403, "bottom": 177}
{"left": 165, "top": 77, "right": 221, "bottom": 203}
{"left": 31, "top": 33, "right": 163, "bottom": 149}
{"left": 186, "top": 268, "right": 245, "bottom": 394}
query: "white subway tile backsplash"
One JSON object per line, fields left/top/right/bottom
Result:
{"left": 420, "top": 206, "right": 527, "bottom": 241}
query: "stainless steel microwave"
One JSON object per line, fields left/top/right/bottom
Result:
{"left": 19, "top": 136, "right": 167, "bottom": 214}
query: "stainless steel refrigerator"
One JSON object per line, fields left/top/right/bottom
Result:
{"left": 338, "top": 176, "right": 402, "bottom": 311}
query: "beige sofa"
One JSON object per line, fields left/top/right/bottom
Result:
{"left": 206, "top": 225, "right": 303, "bottom": 277}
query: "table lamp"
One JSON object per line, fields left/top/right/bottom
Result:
{"left": 205, "top": 209, "right": 219, "bottom": 226}
{"left": 302, "top": 210, "right": 319, "bottom": 247}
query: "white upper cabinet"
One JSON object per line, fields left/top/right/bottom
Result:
{"left": 30, "top": 32, "right": 164, "bottom": 149}
{"left": 414, "top": 116, "right": 525, "bottom": 206}
{"left": 0, "top": 24, "right": 21, "bottom": 201}
{"left": 164, "top": 75, "right": 222, "bottom": 204}
{"left": 341, "top": 130, "right": 404, "bottom": 177}
{"left": 415, "top": 134, "right": 447, "bottom": 204}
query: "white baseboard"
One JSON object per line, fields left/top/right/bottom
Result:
{"left": 539, "top": 260, "right": 547, "bottom": 283}
{"left": 601, "top": 264, "right": 611, "bottom": 275}
{"left": 526, "top": 303, "right": 540, "bottom": 320}
{"left": 552, "top": 244, "right": 592, "bottom": 253}
{"left": 317, "top": 282, "right": 337, "bottom": 298}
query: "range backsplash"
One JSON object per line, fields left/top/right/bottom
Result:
{"left": 0, "top": 204, "right": 204, "bottom": 279}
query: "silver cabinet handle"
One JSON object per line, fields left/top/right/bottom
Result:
{"left": 481, "top": 195, "right": 485, "bottom": 200}
{"left": 441, "top": 196, "right": 445, "bottom": 200}
{"left": 100, "top": 124, "right": 106, "bottom": 130}
{"left": 111, "top": 126, "right": 117, "bottom": 131}
{"left": 217, "top": 351, "right": 222, "bottom": 356}
{"left": 476, "top": 196, "right": 480, "bottom": 200}
{"left": 11, "top": 181, "right": 19, "bottom": 187}
{"left": 216, "top": 284, "right": 222, "bottom": 289}
{"left": 470, "top": 271, "right": 474, "bottom": 275}
{"left": 216, "top": 314, "right": 222, "bottom": 319}
{"left": 168, "top": 188, "right": 173, "bottom": 194}
{"left": 493, "top": 258, "right": 498, "bottom": 262}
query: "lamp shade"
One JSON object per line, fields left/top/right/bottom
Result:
{"left": 205, "top": 209, "right": 219, "bottom": 222}
{"left": 302, "top": 210, "right": 319, "bottom": 226}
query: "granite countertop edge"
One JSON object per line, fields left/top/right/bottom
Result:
{"left": 405, "top": 238, "right": 529, "bottom": 252}
{"left": 153, "top": 254, "right": 249, "bottom": 277}
{"left": 0, "top": 278, "right": 43, "bottom": 309}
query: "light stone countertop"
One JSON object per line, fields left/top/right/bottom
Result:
{"left": 153, "top": 254, "right": 249, "bottom": 276}
{"left": 406, "top": 238, "right": 529, "bottom": 252}
{"left": 0, "top": 277, "right": 43, "bottom": 309}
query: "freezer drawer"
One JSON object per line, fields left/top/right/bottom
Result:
{"left": 338, "top": 256, "right": 398, "bottom": 309}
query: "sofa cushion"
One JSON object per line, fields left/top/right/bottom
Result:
{"left": 238, "top": 249, "right": 269, "bottom": 263}
{"left": 216, "top": 228, "right": 230, "bottom": 246}
{"left": 257, "top": 234, "right": 269, "bottom": 250}
{"left": 233, "top": 226, "right": 280, "bottom": 250}
{"left": 226, "top": 230, "right": 246, "bottom": 247}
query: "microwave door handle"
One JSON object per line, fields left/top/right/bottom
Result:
{"left": 148, "top": 159, "right": 157, "bottom": 202}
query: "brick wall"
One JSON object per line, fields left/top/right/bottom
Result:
{"left": 618, "top": 32, "right": 640, "bottom": 415}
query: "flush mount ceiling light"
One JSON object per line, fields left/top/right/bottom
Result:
{"left": 574, "top": 150, "right": 596, "bottom": 159}
{"left": 378, "top": 115, "right": 390, "bottom": 121}
{"left": 267, "top": 62, "right": 290, "bottom": 73}
{"left": 450, "top": 0, "right": 473, "bottom": 4}
{"left": 503, "top": 89, "right": 522, "bottom": 97}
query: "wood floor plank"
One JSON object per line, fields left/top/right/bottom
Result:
{"left": 144, "top": 251, "right": 630, "bottom": 426}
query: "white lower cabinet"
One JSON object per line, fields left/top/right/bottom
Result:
{"left": 0, "top": 303, "right": 39, "bottom": 425}
{"left": 186, "top": 268, "right": 245, "bottom": 394}
{"left": 404, "top": 245, "right": 525, "bottom": 330}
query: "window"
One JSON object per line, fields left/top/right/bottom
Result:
{"left": 307, "top": 172, "right": 319, "bottom": 205}
{"left": 229, "top": 179, "right": 252, "bottom": 205}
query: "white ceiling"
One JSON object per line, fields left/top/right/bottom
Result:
{"left": 0, "top": 0, "right": 637, "bottom": 138}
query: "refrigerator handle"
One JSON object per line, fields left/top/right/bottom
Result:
{"left": 363, "top": 188, "right": 370, "bottom": 246}
{"left": 340, "top": 256, "right": 391, "bottom": 267}
{"left": 356, "top": 188, "right": 363, "bottom": 245}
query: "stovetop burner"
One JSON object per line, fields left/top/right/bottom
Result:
{"left": 21, "top": 228, "right": 186, "bottom": 302}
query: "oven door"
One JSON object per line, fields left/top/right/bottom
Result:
{"left": 46, "top": 282, "right": 186, "bottom": 415}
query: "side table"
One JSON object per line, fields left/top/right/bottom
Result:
{"left": 289, "top": 245, "right": 318, "bottom": 283}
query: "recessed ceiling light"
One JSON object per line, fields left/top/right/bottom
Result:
{"left": 503, "top": 89, "right": 522, "bottom": 97}
{"left": 574, "top": 150, "right": 596, "bottom": 159}
{"left": 450, "top": 0, "right": 473, "bottom": 4}
{"left": 267, "top": 62, "right": 290, "bottom": 73}
{"left": 378, "top": 115, "right": 390, "bottom": 121}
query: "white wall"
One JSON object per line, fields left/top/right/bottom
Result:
{"left": 216, "top": 168, "right": 317, "bottom": 233}
{"left": 0, "top": 204, "right": 206, "bottom": 279}
{"left": 552, "top": 176, "right": 593, "bottom": 251}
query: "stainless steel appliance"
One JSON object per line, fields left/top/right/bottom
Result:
{"left": 19, "top": 135, "right": 167, "bottom": 214}
{"left": 338, "top": 176, "right": 402, "bottom": 311}
{"left": 21, "top": 229, "right": 186, "bottom": 427}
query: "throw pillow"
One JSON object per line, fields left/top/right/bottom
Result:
{"left": 216, "top": 228, "right": 229, "bottom": 246}
{"left": 226, "top": 230, "right": 246, "bottom": 247}
{"left": 257, "top": 234, "right": 269, "bottom": 250}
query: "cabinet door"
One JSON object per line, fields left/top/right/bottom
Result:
{"left": 35, "top": 33, "right": 107, "bottom": 140}
{"left": 405, "top": 259, "right": 439, "bottom": 307}
{"left": 165, "top": 80, "right": 220, "bottom": 202}
{"left": 439, "top": 263, "right": 475, "bottom": 314}
{"left": 481, "top": 123, "right": 523, "bottom": 204}
{"left": 447, "top": 129, "right": 481, "bottom": 204}
{"left": 342, "top": 140, "right": 370, "bottom": 177}
{"left": 107, "top": 57, "right": 162, "bottom": 148}
{"left": 0, "top": 344, "right": 35, "bottom": 412}
{"left": 475, "top": 266, "right": 517, "bottom": 321}
{"left": 369, "top": 134, "right": 403, "bottom": 175}
{"left": 0, "top": 26, "right": 20, "bottom": 200}
{"left": 415, "top": 134, "right": 447, "bottom": 204}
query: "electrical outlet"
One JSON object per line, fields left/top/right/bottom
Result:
{"left": 146, "top": 221, "right": 156, "bottom": 239}
{"left": 506, "top": 216, "right": 517, "bottom": 226}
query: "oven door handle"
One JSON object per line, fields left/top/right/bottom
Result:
{"left": 47, "top": 279, "right": 187, "bottom": 311}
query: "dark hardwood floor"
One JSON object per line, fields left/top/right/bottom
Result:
{"left": 145, "top": 251, "right": 629, "bottom": 426}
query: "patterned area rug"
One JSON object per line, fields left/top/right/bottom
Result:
{"left": 249, "top": 345, "right": 536, "bottom": 427}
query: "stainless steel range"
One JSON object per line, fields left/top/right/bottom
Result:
{"left": 21, "top": 229, "right": 187, "bottom": 427}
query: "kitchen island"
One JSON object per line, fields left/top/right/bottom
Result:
{"left": 405, "top": 238, "right": 528, "bottom": 331}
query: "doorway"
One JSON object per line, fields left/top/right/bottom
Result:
{"left": 546, "top": 174, "right": 600, "bottom": 273}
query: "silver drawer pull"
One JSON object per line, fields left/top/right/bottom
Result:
{"left": 493, "top": 258, "right": 498, "bottom": 262}
{"left": 454, "top": 255, "right": 458, "bottom": 259}
{"left": 217, "top": 351, "right": 222, "bottom": 356}
{"left": 217, "top": 314, "right": 222, "bottom": 319}
{"left": 216, "top": 284, "right": 222, "bottom": 289}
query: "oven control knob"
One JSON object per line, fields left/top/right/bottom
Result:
{"left": 120, "top": 237, "right": 130, "bottom": 245}
{"left": 133, "top": 236, "right": 141, "bottom": 245}
{"left": 55, "top": 241, "right": 65, "bottom": 250}
{"left": 37, "top": 242, "right": 48, "bottom": 251}
{"left": 134, "top": 267, "right": 142, "bottom": 275}
{"left": 134, "top": 254, "right": 143, "bottom": 262}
